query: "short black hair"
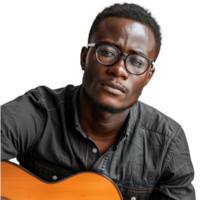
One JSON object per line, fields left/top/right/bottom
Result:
{"left": 88, "top": 3, "right": 162, "bottom": 61}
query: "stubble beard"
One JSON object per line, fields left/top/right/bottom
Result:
{"left": 81, "top": 70, "right": 145, "bottom": 114}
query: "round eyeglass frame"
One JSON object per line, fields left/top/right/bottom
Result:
{"left": 88, "top": 42, "right": 154, "bottom": 75}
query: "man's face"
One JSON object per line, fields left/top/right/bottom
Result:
{"left": 80, "top": 17, "right": 156, "bottom": 113}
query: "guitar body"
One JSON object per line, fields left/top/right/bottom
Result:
{"left": 1, "top": 161, "right": 122, "bottom": 200}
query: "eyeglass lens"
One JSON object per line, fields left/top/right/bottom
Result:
{"left": 96, "top": 44, "right": 149, "bottom": 74}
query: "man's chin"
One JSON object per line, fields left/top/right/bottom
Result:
{"left": 81, "top": 86, "right": 135, "bottom": 114}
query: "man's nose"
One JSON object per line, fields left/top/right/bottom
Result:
{"left": 107, "top": 56, "right": 129, "bottom": 80}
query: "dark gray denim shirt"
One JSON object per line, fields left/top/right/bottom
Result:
{"left": 1, "top": 85, "right": 195, "bottom": 200}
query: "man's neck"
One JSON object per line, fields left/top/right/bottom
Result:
{"left": 78, "top": 89, "right": 130, "bottom": 151}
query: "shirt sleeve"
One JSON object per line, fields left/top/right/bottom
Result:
{"left": 150, "top": 127, "right": 196, "bottom": 200}
{"left": 1, "top": 89, "right": 45, "bottom": 161}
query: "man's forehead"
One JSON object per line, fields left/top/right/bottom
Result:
{"left": 91, "top": 17, "right": 156, "bottom": 58}
{"left": 94, "top": 17, "right": 154, "bottom": 43}
{"left": 95, "top": 17, "right": 150, "bottom": 38}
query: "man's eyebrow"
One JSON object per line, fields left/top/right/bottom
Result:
{"left": 100, "top": 41, "right": 147, "bottom": 57}
{"left": 100, "top": 41, "right": 119, "bottom": 48}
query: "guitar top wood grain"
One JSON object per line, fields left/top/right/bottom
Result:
{"left": 1, "top": 161, "right": 122, "bottom": 200}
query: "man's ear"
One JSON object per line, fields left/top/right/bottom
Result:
{"left": 145, "top": 66, "right": 155, "bottom": 86}
{"left": 80, "top": 47, "right": 88, "bottom": 70}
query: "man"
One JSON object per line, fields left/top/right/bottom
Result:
{"left": 1, "top": 3, "right": 195, "bottom": 200}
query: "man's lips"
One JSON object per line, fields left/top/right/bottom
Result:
{"left": 100, "top": 81, "right": 126, "bottom": 94}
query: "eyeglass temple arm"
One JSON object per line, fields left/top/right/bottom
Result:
{"left": 87, "top": 43, "right": 95, "bottom": 47}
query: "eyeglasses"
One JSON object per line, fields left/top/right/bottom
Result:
{"left": 87, "top": 43, "right": 154, "bottom": 75}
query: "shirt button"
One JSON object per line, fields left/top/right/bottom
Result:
{"left": 52, "top": 175, "right": 58, "bottom": 181}
{"left": 92, "top": 148, "right": 98, "bottom": 153}
{"left": 131, "top": 197, "right": 136, "bottom": 200}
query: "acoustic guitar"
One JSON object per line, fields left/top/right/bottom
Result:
{"left": 1, "top": 161, "right": 123, "bottom": 200}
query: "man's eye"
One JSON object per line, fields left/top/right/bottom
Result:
{"left": 134, "top": 60, "right": 143, "bottom": 65}
{"left": 129, "top": 59, "right": 144, "bottom": 67}
{"left": 100, "top": 50, "right": 115, "bottom": 56}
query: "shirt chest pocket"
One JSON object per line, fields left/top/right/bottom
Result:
{"left": 34, "top": 160, "right": 74, "bottom": 182}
